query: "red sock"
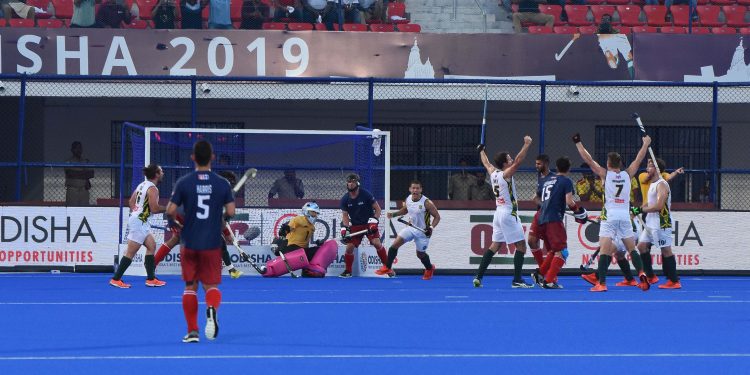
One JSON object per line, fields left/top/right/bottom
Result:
{"left": 206, "top": 287, "right": 222, "bottom": 309}
{"left": 540, "top": 252, "right": 554, "bottom": 276}
{"left": 344, "top": 253, "right": 354, "bottom": 273}
{"left": 154, "top": 243, "right": 172, "bottom": 266}
{"left": 545, "top": 257, "right": 565, "bottom": 283}
{"left": 376, "top": 246, "right": 388, "bottom": 265}
{"left": 182, "top": 290, "right": 198, "bottom": 332}
{"left": 531, "top": 248, "right": 544, "bottom": 268}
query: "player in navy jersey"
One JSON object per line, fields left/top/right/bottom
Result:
{"left": 166, "top": 140, "right": 235, "bottom": 343}
{"left": 527, "top": 154, "right": 553, "bottom": 270}
{"left": 531, "top": 157, "right": 587, "bottom": 289}
{"left": 338, "top": 173, "right": 387, "bottom": 277}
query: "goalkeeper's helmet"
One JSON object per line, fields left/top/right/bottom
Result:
{"left": 302, "top": 201, "right": 321, "bottom": 224}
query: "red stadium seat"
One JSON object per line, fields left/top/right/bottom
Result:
{"left": 387, "top": 2, "right": 409, "bottom": 24}
{"left": 51, "top": 0, "right": 74, "bottom": 19}
{"left": 605, "top": 0, "right": 630, "bottom": 4}
{"left": 617, "top": 25, "right": 632, "bottom": 34}
{"left": 723, "top": 6, "right": 749, "bottom": 28}
{"left": 539, "top": 4, "right": 565, "bottom": 26}
{"left": 397, "top": 23, "right": 421, "bottom": 32}
{"left": 739, "top": 0, "right": 750, "bottom": 5}
{"left": 37, "top": 18, "right": 64, "bottom": 28}
{"left": 586, "top": 0, "right": 605, "bottom": 4}
{"left": 711, "top": 0, "right": 734, "bottom": 5}
{"left": 313, "top": 23, "right": 339, "bottom": 31}
{"left": 712, "top": 26, "right": 737, "bottom": 34}
{"left": 528, "top": 25, "right": 553, "bottom": 33}
{"left": 369, "top": 23, "right": 395, "bottom": 32}
{"left": 590, "top": 5, "right": 615, "bottom": 24}
{"left": 616, "top": 5, "right": 644, "bottom": 27}
{"left": 342, "top": 23, "right": 367, "bottom": 31}
{"left": 740, "top": 26, "right": 750, "bottom": 33}
{"left": 124, "top": 19, "right": 149, "bottom": 29}
{"left": 553, "top": 25, "right": 578, "bottom": 33}
{"left": 287, "top": 22, "right": 313, "bottom": 31}
{"left": 564, "top": 5, "right": 592, "bottom": 26}
{"left": 262, "top": 22, "right": 286, "bottom": 30}
{"left": 0, "top": 19, "right": 5, "bottom": 27}
{"left": 136, "top": 0, "right": 158, "bottom": 20}
{"left": 688, "top": 26, "right": 711, "bottom": 33}
{"left": 643, "top": 5, "right": 668, "bottom": 27}
{"left": 578, "top": 25, "right": 598, "bottom": 33}
{"left": 669, "top": 5, "right": 692, "bottom": 26}
{"left": 27, "top": 0, "right": 52, "bottom": 18}
{"left": 696, "top": 5, "right": 722, "bottom": 27}
{"left": 230, "top": 0, "right": 242, "bottom": 22}
{"left": 660, "top": 25, "right": 687, "bottom": 33}
{"left": 9, "top": 19, "right": 35, "bottom": 27}
{"left": 631, "top": 25, "right": 658, "bottom": 33}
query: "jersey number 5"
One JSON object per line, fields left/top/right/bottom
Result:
{"left": 197, "top": 194, "right": 210, "bottom": 219}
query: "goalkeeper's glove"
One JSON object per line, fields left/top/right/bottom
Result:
{"left": 312, "top": 239, "right": 326, "bottom": 247}
{"left": 572, "top": 133, "right": 581, "bottom": 144}
{"left": 573, "top": 207, "right": 588, "bottom": 224}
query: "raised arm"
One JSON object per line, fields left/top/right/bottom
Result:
{"left": 573, "top": 133, "right": 607, "bottom": 180}
{"left": 625, "top": 135, "right": 652, "bottom": 177}
{"left": 478, "top": 146, "right": 496, "bottom": 175}
{"left": 504, "top": 135, "right": 533, "bottom": 178}
{"left": 665, "top": 167, "right": 684, "bottom": 182}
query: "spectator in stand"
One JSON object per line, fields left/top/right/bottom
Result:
{"left": 96, "top": 0, "right": 132, "bottom": 28}
{"left": 597, "top": 13, "right": 618, "bottom": 34}
{"left": 336, "top": 0, "right": 360, "bottom": 25}
{"left": 208, "top": 0, "right": 232, "bottom": 29}
{"left": 511, "top": 0, "right": 553, "bottom": 33}
{"left": 471, "top": 171, "right": 495, "bottom": 201}
{"left": 240, "top": 0, "right": 270, "bottom": 29}
{"left": 301, "top": 0, "right": 334, "bottom": 30}
{"left": 152, "top": 0, "right": 177, "bottom": 29}
{"left": 181, "top": 0, "right": 206, "bottom": 29}
{"left": 357, "top": 0, "right": 383, "bottom": 24}
{"left": 268, "top": 169, "right": 305, "bottom": 200}
{"left": 71, "top": 0, "right": 99, "bottom": 28}
{"left": 549, "top": 0, "right": 585, "bottom": 22}
{"left": 448, "top": 157, "right": 476, "bottom": 200}
{"left": 2, "top": 0, "right": 37, "bottom": 24}
{"left": 271, "top": 0, "right": 299, "bottom": 22}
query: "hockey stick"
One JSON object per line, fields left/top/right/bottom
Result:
{"left": 555, "top": 34, "right": 579, "bottom": 61}
{"left": 224, "top": 223, "right": 266, "bottom": 275}
{"left": 581, "top": 247, "right": 600, "bottom": 272}
{"left": 276, "top": 248, "right": 299, "bottom": 278}
{"left": 564, "top": 211, "right": 599, "bottom": 225}
{"left": 480, "top": 83, "right": 488, "bottom": 145}
{"left": 233, "top": 168, "right": 258, "bottom": 194}
{"left": 342, "top": 228, "right": 370, "bottom": 240}
{"left": 396, "top": 216, "right": 427, "bottom": 234}
{"left": 631, "top": 113, "right": 663, "bottom": 181}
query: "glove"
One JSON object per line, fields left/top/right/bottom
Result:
{"left": 367, "top": 217, "right": 379, "bottom": 234}
{"left": 572, "top": 133, "right": 581, "bottom": 144}
{"left": 312, "top": 239, "right": 325, "bottom": 246}
{"left": 167, "top": 215, "right": 183, "bottom": 235}
{"left": 278, "top": 222, "right": 291, "bottom": 238}
{"left": 424, "top": 226, "right": 433, "bottom": 238}
{"left": 340, "top": 225, "right": 351, "bottom": 239}
{"left": 630, "top": 206, "right": 642, "bottom": 216}
{"left": 476, "top": 144, "right": 485, "bottom": 153}
{"left": 573, "top": 207, "right": 588, "bottom": 224}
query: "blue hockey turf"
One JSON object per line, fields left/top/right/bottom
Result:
{"left": 1, "top": 273, "right": 748, "bottom": 374}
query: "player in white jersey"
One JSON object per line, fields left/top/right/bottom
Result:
{"left": 636, "top": 158, "right": 681, "bottom": 289}
{"left": 110, "top": 164, "right": 166, "bottom": 289}
{"left": 574, "top": 132, "right": 651, "bottom": 292}
{"left": 379, "top": 180, "right": 441, "bottom": 279}
{"left": 473, "top": 135, "right": 534, "bottom": 288}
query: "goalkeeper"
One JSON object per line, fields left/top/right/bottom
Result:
{"left": 154, "top": 170, "right": 243, "bottom": 279}
{"left": 262, "top": 202, "right": 339, "bottom": 277}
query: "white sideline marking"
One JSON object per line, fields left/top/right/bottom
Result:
{"left": 0, "top": 353, "right": 748, "bottom": 361}
{"left": 2, "top": 299, "right": 750, "bottom": 306}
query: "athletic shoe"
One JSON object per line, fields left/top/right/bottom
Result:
{"left": 182, "top": 330, "right": 199, "bottom": 343}
{"left": 590, "top": 283, "right": 607, "bottom": 292}
{"left": 109, "top": 278, "right": 131, "bottom": 289}
{"left": 422, "top": 265, "right": 436, "bottom": 280}
{"left": 648, "top": 275, "right": 659, "bottom": 285}
{"left": 637, "top": 273, "right": 650, "bottom": 291}
{"left": 375, "top": 266, "right": 395, "bottom": 277}
{"left": 472, "top": 278, "right": 482, "bottom": 288}
{"left": 615, "top": 278, "right": 638, "bottom": 287}
{"left": 339, "top": 271, "right": 353, "bottom": 278}
{"left": 658, "top": 280, "right": 682, "bottom": 289}
{"left": 531, "top": 269, "right": 545, "bottom": 288}
{"left": 205, "top": 306, "right": 219, "bottom": 340}
{"left": 228, "top": 268, "right": 243, "bottom": 279}
{"left": 581, "top": 272, "right": 599, "bottom": 286}
{"left": 543, "top": 282, "right": 563, "bottom": 289}
{"left": 145, "top": 278, "right": 166, "bottom": 287}
{"left": 511, "top": 279, "right": 534, "bottom": 288}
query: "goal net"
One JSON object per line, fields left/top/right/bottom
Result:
{"left": 121, "top": 127, "right": 390, "bottom": 277}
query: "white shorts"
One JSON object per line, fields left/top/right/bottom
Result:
{"left": 126, "top": 215, "right": 152, "bottom": 244}
{"left": 398, "top": 227, "right": 430, "bottom": 252}
{"left": 638, "top": 226, "right": 673, "bottom": 249}
{"left": 599, "top": 219, "right": 635, "bottom": 241}
{"left": 491, "top": 209, "right": 525, "bottom": 244}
